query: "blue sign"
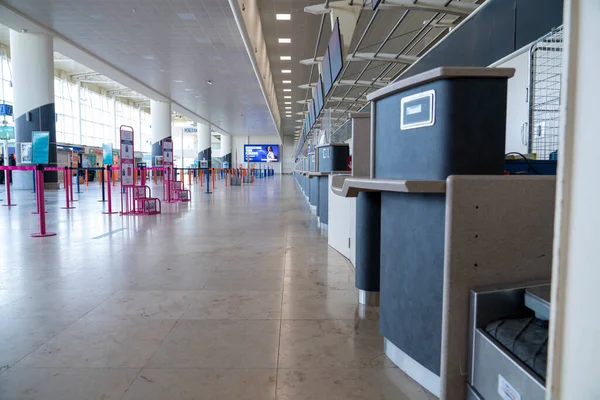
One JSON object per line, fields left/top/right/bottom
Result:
{"left": 0, "top": 104, "right": 13, "bottom": 117}
{"left": 0, "top": 125, "right": 14, "bottom": 140}
{"left": 244, "top": 144, "right": 279, "bottom": 163}
{"left": 32, "top": 131, "right": 50, "bottom": 164}
{"left": 183, "top": 128, "right": 198, "bottom": 133}
{"left": 102, "top": 143, "right": 113, "bottom": 165}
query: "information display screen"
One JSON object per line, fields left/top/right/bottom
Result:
{"left": 244, "top": 144, "right": 280, "bottom": 163}
{"left": 328, "top": 18, "right": 344, "bottom": 84}
{"left": 321, "top": 47, "right": 333, "bottom": 97}
{"left": 315, "top": 75, "right": 324, "bottom": 115}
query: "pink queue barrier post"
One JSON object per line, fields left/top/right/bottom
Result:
{"left": 1, "top": 166, "right": 16, "bottom": 207}
{"left": 102, "top": 165, "right": 118, "bottom": 215}
{"left": 69, "top": 167, "right": 76, "bottom": 202}
{"left": 60, "top": 167, "right": 75, "bottom": 210}
{"left": 31, "top": 165, "right": 56, "bottom": 238}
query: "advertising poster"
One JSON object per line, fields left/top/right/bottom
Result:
{"left": 31, "top": 131, "right": 50, "bottom": 164}
{"left": 244, "top": 144, "right": 279, "bottom": 163}
{"left": 119, "top": 127, "right": 135, "bottom": 186}
{"left": 162, "top": 139, "right": 174, "bottom": 166}
{"left": 20, "top": 143, "right": 32, "bottom": 164}
{"left": 102, "top": 143, "right": 113, "bottom": 165}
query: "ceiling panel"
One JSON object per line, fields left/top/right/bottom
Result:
{"left": 0, "top": 0, "right": 277, "bottom": 136}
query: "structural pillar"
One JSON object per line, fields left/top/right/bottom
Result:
{"left": 151, "top": 100, "right": 171, "bottom": 166}
{"left": 10, "top": 30, "right": 57, "bottom": 189}
{"left": 221, "top": 134, "right": 231, "bottom": 166}
{"left": 197, "top": 123, "right": 211, "bottom": 169}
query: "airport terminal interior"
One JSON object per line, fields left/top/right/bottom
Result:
{"left": 0, "top": 0, "right": 597, "bottom": 399}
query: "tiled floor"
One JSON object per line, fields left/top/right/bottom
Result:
{"left": 0, "top": 176, "right": 434, "bottom": 399}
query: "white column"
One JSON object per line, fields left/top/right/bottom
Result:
{"left": 76, "top": 81, "right": 83, "bottom": 144}
{"left": 221, "top": 134, "right": 232, "bottom": 166}
{"left": 547, "top": 2, "right": 600, "bottom": 399}
{"left": 150, "top": 100, "right": 171, "bottom": 165}
{"left": 196, "top": 123, "right": 211, "bottom": 168}
{"left": 9, "top": 30, "right": 56, "bottom": 189}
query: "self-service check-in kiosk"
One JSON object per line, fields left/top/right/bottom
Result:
{"left": 333, "top": 67, "right": 521, "bottom": 397}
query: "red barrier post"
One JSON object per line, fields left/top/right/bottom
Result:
{"left": 31, "top": 166, "right": 56, "bottom": 237}
{"left": 2, "top": 166, "right": 15, "bottom": 207}
{"left": 61, "top": 167, "right": 75, "bottom": 209}
{"left": 102, "top": 165, "right": 118, "bottom": 215}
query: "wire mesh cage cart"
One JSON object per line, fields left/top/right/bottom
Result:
{"left": 528, "top": 26, "right": 563, "bottom": 160}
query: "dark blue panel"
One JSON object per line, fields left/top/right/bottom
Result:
{"left": 317, "top": 145, "right": 349, "bottom": 173}
{"left": 355, "top": 192, "right": 381, "bottom": 292}
{"left": 375, "top": 78, "right": 508, "bottom": 180}
{"left": 379, "top": 192, "right": 446, "bottom": 375}
{"left": 403, "top": 0, "right": 516, "bottom": 78}
{"left": 318, "top": 176, "right": 329, "bottom": 225}
{"left": 515, "top": 0, "right": 563, "bottom": 49}
{"left": 198, "top": 147, "right": 212, "bottom": 169}
{"left": 309, "top": 178, "right": 318, "bottom": 207}
{"left": 15, "top": 103, "right": 57, "bottom": 183}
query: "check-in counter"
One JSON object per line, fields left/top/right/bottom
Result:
{"left": 334, "top": 66, "right": 526, "bottom": 396}
{"left": 308, "top": 153, "right": 318, "bottom": 212}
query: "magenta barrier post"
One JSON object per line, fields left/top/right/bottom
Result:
{"left": 61, "top": 167, "right": 75, "bottom": 210}
{"left": 68, "top": 167, "right": 77, "bottom": 202}
{"left": 102, "top": 165, "right": 117, "bottom": 215}
{"left": 2, "top": 166, "right": 15, "bottom": 207}
{"left": 31, "top": 166, "right": 56, "bottom": 238}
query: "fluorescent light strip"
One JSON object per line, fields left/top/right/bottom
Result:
{"left": 283, "top": 89, "right": 292, "bottom": 92}
{"left": 280, "top": 56, "right": 291, "bottom": 61}
{"left": 276, "top": 14, "right": 291, "bottom": 20}
{"left": 282, "top": 69, "right": 291, "bottom": 74}
{"left": 278, "top": 38, "right": 291, "bottom": 44}
{"left": 285, "top": 102, "right": 292, "bottom": 104}
{"left": 282, "top": 80, "right": 291, "bottom": 84}
{"left": 284, "top": 96, "right": 291, "bottom": 99}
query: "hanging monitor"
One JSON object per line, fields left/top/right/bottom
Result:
{"left": 316, "top": 75, "right": 324, "bottom": 114}
{"left": 321, "top": 47, "right": 333, "bottom": 97}
{"left": 328, "top": 17, "right": 344, "bottom": 85}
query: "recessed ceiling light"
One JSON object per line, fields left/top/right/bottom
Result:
{"left": 282, "top": 69, "right": 291, "bottom": 74}
{"left": 285, "top": 102, "right": 292, "bottom": 104}
{"left": 280, "top": 56, "right": 291, "bottom": 61}
{"left": 285, "top": 115, "right": 291, "bottom": 117}
{"left": 285, "top": 106, "right": 292, "bottom": 109}
{"left": 278, "top": 38, "right": 291, "bottom": 44}
{"left": 174, "top": 80, "right": 184, "bottom": 83}
{"left": 284, "top": 96, "right": 291, "bottom": 99}
{"left": 282, "top": 80, "right": 291, "bottom": 84}
{"left": 185, "top": 88, "right": 193, "bottom": 91}
{"left": 283, "top": 89, "right": 292, "bottom": 92}
{"left": 276, "top": 14, "right": 291, "bottom": 20}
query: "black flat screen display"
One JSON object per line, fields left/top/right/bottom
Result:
{"left": 328, "top": 18, "right": 344, "bottom": 85}
{"left": 315, "top": 75, "right": 324, "bottom": 115}
{"left": 321, "top": 47, "right": 333, "bottom": 97}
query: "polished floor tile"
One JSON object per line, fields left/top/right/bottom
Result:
{"left": 18, "top": 319, "right": 176, "bottom": 368}
{"left": 0, "top": 368, "right": 139, "bottom": 400}
{"left": 277, "top": 368, "right": 435, "bottom": 400}
{"left": 183, "top": 290, "right": 282, "bottom": 319}
{"left": 122, "top": 369, "right": 276, "bottom": 400}
{"left": 282, "top": 290, "right": 378, "bottom": 320}
{"left": 83, "top": 290, "right": 198, "bottom": 320}
{"left": 203, "top": 270, "right": 284, "bottom": 291}
{"left": 147, "top": 319, "right": 280, "bottom": 369}
{"left": 0, "top": 318, "right": 73, "bottom": 370}
{"left": 278, "top": 319, "right": 392, "bottom": 369}
{"left": 0, "top": 177, "right": 433, "bottom": 399}
{"left": 284, "top": 269, "right": 355, "bottom": 291}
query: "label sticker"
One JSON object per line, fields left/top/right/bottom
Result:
{"left": 498, "top": 375, "right": 521, "bottom": 400}
{"left": 406, "top": 104, "right": 422, "bottom": 115}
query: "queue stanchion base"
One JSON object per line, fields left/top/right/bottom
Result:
{"left": 30, "top": 232, "right": 57, "bottom": 238}
{"left": 102, "top": 210, "right": 119, "bottom": 215}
